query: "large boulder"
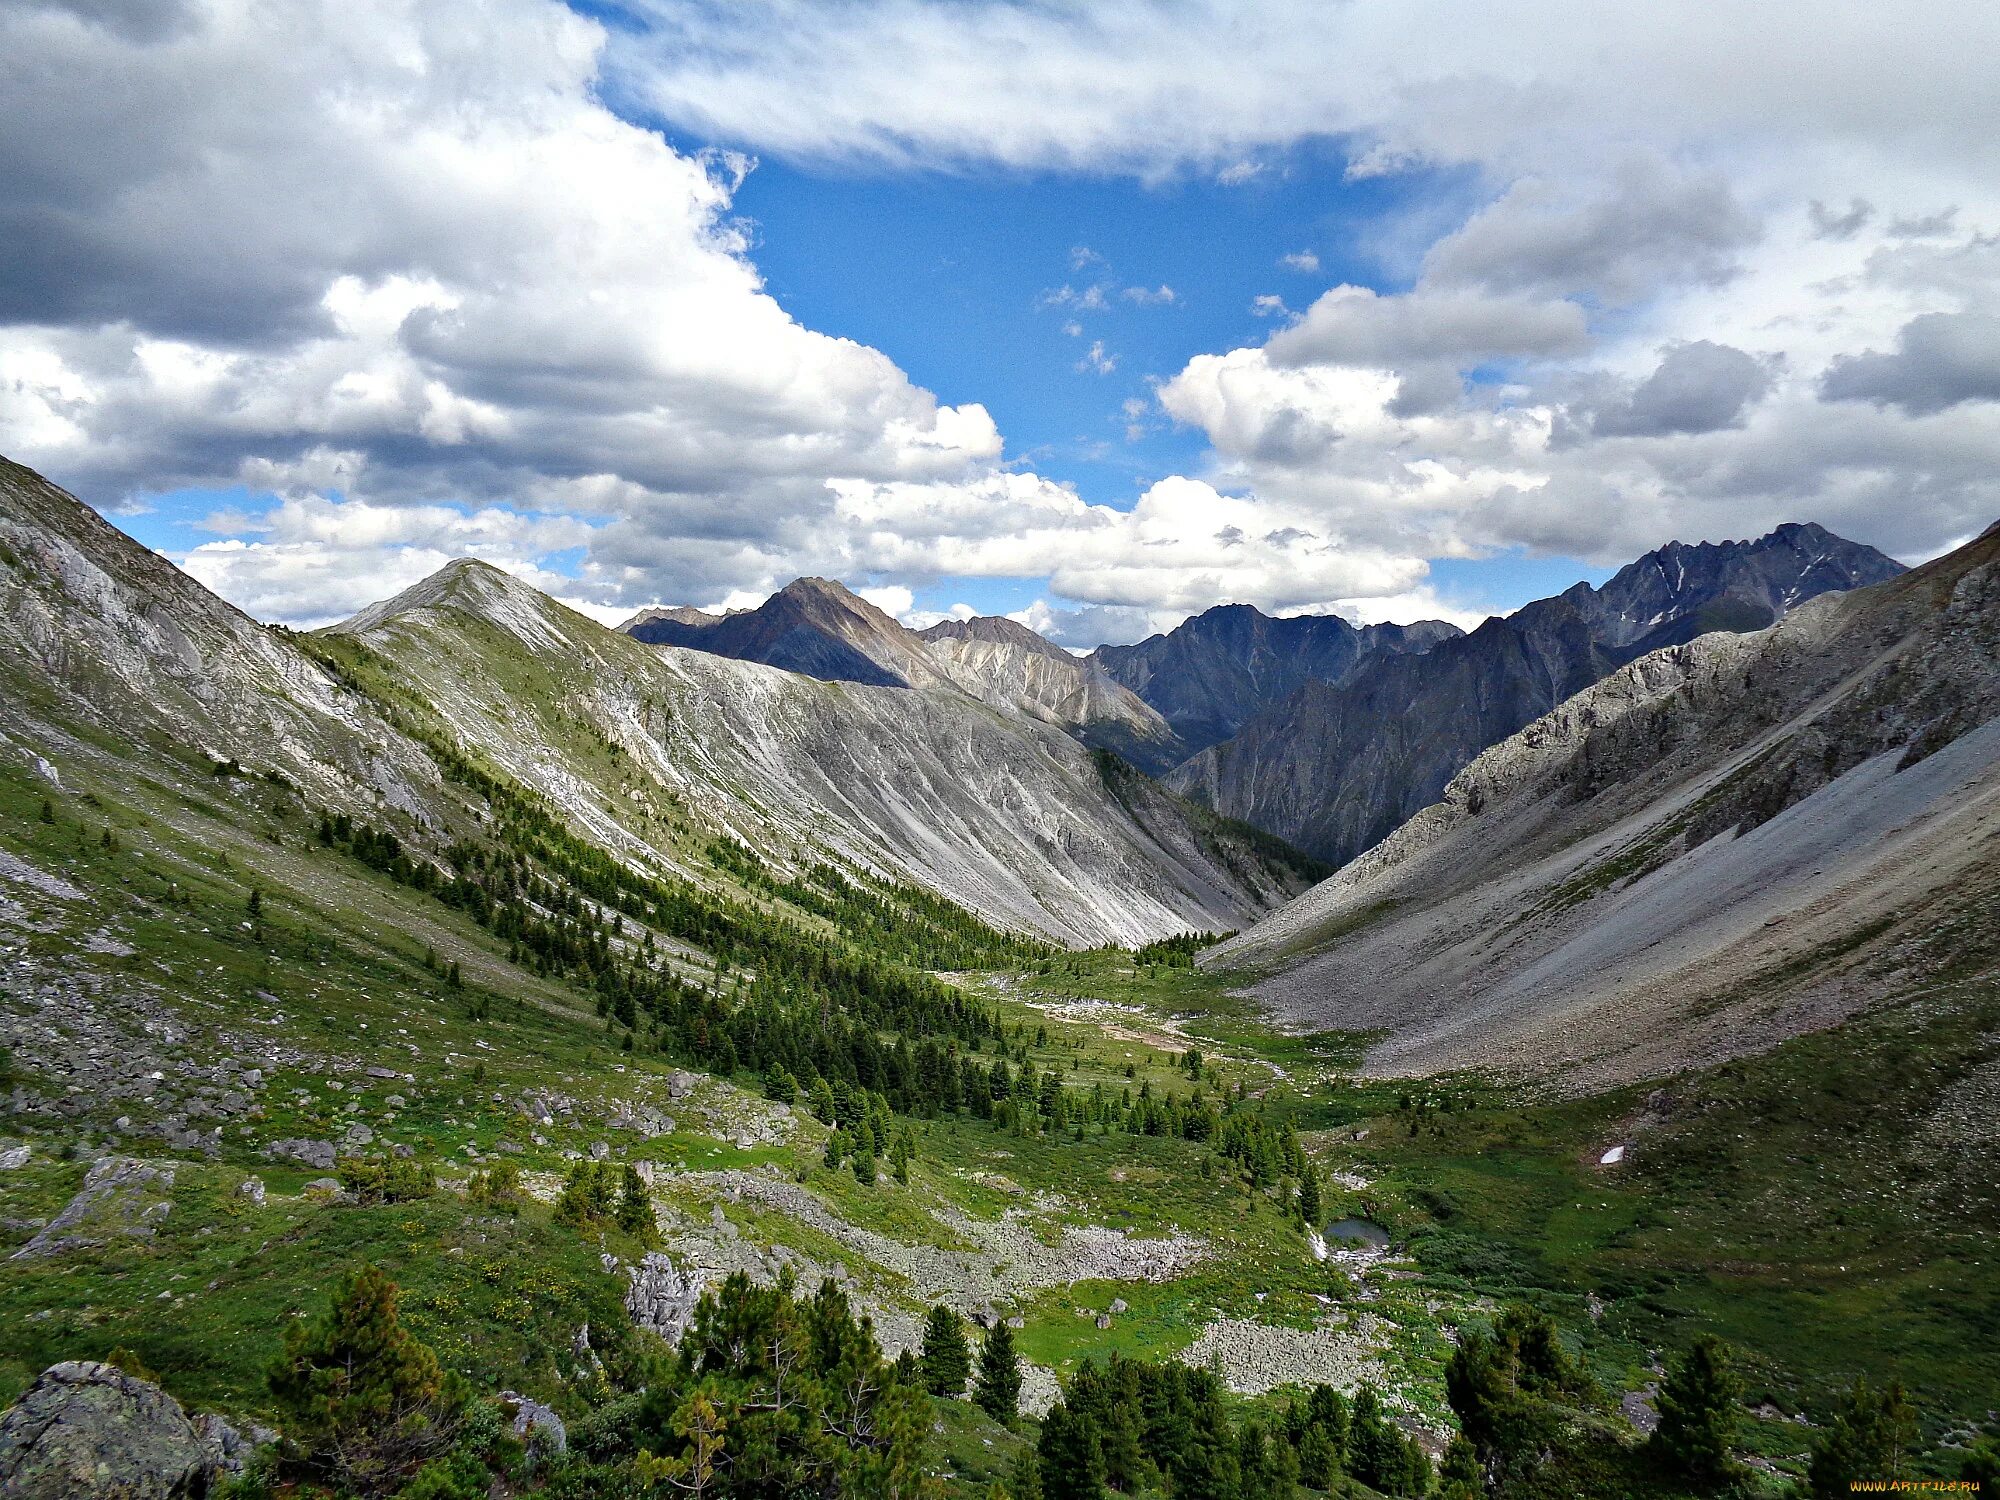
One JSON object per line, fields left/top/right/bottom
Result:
{"left": 0, "top": 1361, "right": 208, "bottom": 1497}
{"left": 9, "top": 1158, "right": 175, "bottom": 1261}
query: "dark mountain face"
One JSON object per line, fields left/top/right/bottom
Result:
{"left": 1166, "top": 524, "right": 1906, "bottom": 866}
{"left": 1089, "top": 604, "right": 1462, "bottom": 754}
{"left": 621, "top": 577, "right": 930, "bottom": 689}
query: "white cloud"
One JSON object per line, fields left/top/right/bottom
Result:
{"left": 5, "top": 0, "right": 1998, "bottom": 647}
{"left": 856, "top": 583, "right": 915, "bottom": 618}
{"left": 1075, "top": 341, "right": 1117, "bottom": 375}
{"left": 0, "top": 0, "right": 1009, "bottom": 617}
{"left": 1279, "top": 251, "right": 1321, "bottom": 273}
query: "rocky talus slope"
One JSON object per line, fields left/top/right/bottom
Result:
{"left": 623, "top": 578, "right": 1184, "bottom": 770}
{"left": 1210, "top": 523, "right": 2000, "bottom": 1088}
{"left": 333, "top": 562, "right": 1316, "bottom": 945}
{"left": 1169, "top": 522, "right": 1904, "bottom": 864}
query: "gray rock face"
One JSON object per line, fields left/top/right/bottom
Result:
{"left": 1170, "top": 524, "right": 1904, "bottom": 865}
{"left": 498, "top": 1392, "right": 566, "bottom": 1454}
{"left": 0, "top": 1361, "right": 208, "bottom": 1498}
{"left": 623, "top": 1251, "right": 706, "bottom": 1346}
{"left": 11, "top": 1157, "right": 175, "bottom": 1260}
{"left": 1093, "top": 604, "right": 1461, "bottom": 756}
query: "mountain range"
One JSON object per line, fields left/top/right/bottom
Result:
{"left": 0, "top": 457, "right": 1316, "bottom": 949}
{"left": 618, "top": 520, "right": 1904, "bottom": 869}
{"left": 3, "top": 444, "right": 1997, "bottom": 1492}
{"left": 1214, "top": 519, "right": 2000, "bottom": 1088}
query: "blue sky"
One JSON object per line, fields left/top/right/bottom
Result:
{"left": 2, "top": 1, "right": 1990, "bottom": 641}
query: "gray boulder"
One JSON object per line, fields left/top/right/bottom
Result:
{"left": 259, "top": 1138, "right": 336, "bottom": 1171}
{"left": 0, "top": 1361, "right": 207, "bottom": 1497}
{"left": 498, "top": 1392, "right": 566, "bottom": 1455}
{"left": 624, "top": 1252, "right": 705, "bottom": 1347}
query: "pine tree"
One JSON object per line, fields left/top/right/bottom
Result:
{"left": 1298, "top": 1164, "right": 1322, "bottom": 1228}
{"left": 1038, "top": 1400, "right": 1106, "bottom": 1500}
{"left": 1436, "top": 1435, "right": 1483, "bottom": 1500}
{"left": 975, "top": 1320, "right": 1023, "bottom": 1423}
{"left": 919, "top": 1305, "right": 972, "bottom": 1398}
{"left": 268, "top": 1263, "right": 464, "bottom": 1496}
{"left": 1808, "top": 1378, "right": 1919, "bottom": 1498}
{"left": 1650, "top": 1334, "right": 1741, "bottom": 1484}
{"left": 616, "top": 1164, "right": 657, "bottom": 1242}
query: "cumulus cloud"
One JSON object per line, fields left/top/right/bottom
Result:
{"left": 1592, "top": 341, "right": 1773, "bottom": 436}
{"left": 1420, "top": 160, "right": 1759, "bottom": 304}
{"left": 6, "top": 0, "right": 1999, "bottom": 647}
{"left": 1819, "top": 312, "right": 2000, "bottom": 414}
{"left": 1280, "top": 251, "right": 1321, "bottom": 273}
{"left": 0, "top": 0, "right": 1016, "bottom": 617}
{"left": 1267, "top": 284, "right": 1589, "bottom": 367}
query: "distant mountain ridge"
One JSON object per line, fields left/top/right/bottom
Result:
{"left": 620, "top": 577, "right": 1185, "bottom": 771}
{"left": 1164, "top": 522, "right": 1905, "bottom": 865}
{"left": 0, "top": 454, "right": 1318, "bottom": 946}
{"left": 1090, "top": 606, "right": 1464, "bottom": 755}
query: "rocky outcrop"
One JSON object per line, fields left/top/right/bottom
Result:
{"left": 622, "top": 1251, "right": 706, "bottom": 1347}
{"left": 11, "top": 1157, "right": 174, "bottom": 1260}
{"left": 1170, "top": 523, "right": 1903, "bottom": 865}
{"left": 917, "top": 616, "right": 1183, "bottom": 772}
{"left": 498, "top": 1393, "right": 566, "bottom": 1455}
{"left": 0, "top": 1361, "right": 209, "bottom": 1498}
{"left": 260, "top": 1138, "right": 336, "bottom": 1171}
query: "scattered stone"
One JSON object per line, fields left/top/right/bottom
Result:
{"left": 1109, "top": 1298, "right": 1128, "bottom": 1314}
{"left": 1094, "top": 1314, "right": 1112, "bottom": 1330}
{"left": 300, "top": 1178, "right": 341, "bottom": 1200}
{"left": 365, "top": 1067, "right": 399, "bottom": 1080}
{"left": 236, "top": 1176, "right": 266, "bottom": 1209}
{"left": 0, "top": 1145, "right": 29, "bottom": 1171}
{"left": 0, "top": 1360, "right": 208, "bottom": 1498}
{"left": 589, "top": 1141, "right": 610, "bottom": 1162}
{"left": 192, "top": 1412, "right": 270, "bottom": 1481}
{"left": 260, "top": 1138, "right": 336, "bottom": 1171}
{"left": 341, "top": 1124, "right": 374, "bottom": 1148}
{"left": 1621, "top": 1385, "right": 1660, "bottom": 1434}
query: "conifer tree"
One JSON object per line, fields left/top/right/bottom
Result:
{"left": 919, "top": 1305, "right": 972, "bottom": 1397}
{"left": 1650, "top": 1334, "right": 1741, "bottom": 1484}
{"left": 1808, "top": 1378, "right": 1919, "bottom": 1498}
{"left": 1038, "top": 1400, "right": 1106, "bottom": 1500}
{"left": 975, "top": 1320, "right": 1023, "bottom": 1423}
{"left": 268, "top": 1263, "right": 464, "bottom": 1496}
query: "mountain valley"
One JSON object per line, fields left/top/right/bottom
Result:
{"left": 0, "top": 453, "right": 1993, "bottom": 1498}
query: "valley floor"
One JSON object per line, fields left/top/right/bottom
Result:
{"left": 0, "top": 745, "right": 1994, "bottom": 1496}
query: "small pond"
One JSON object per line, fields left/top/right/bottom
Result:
{"left": 1323, "top": 1217, "right": 1391, "bottom": 1248}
